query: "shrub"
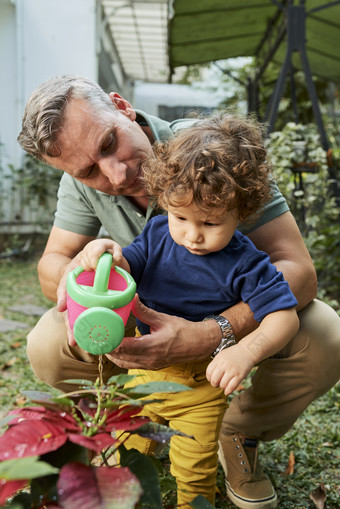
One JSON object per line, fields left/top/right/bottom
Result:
{"left": 267, "top": 123, "right": 340, "bottom": 310}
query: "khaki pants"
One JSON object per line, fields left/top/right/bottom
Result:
{"left": 27, "top": 300, "right": 340, "bottom": 441}
{"left": 122, "top": 360, "right": 227, "bottom": 508}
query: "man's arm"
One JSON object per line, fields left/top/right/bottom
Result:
{"left": 108, "top": 211, "right": 317, "bottom": 370}
{"left": 38, "top": 225, "right": 96, "bottom": 304}
{"left": 247, "top": 211, "right": 317, "bottom": 307}
{"left": 221, "top": 211, "right": 317, "bottom": 340}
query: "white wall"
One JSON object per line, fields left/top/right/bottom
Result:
{"left": 133, "top": 82, "right": 222, "bottom": 117}
{"left": 0, "top": 0, "right": 18, "bottom": 168}
{"left": 0, "top": 0, "right": 98, "bottom": 170}
{"left": 0, "top": 0, "right": 102, "bottom": 231}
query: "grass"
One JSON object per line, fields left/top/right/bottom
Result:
{"left": 0, "top": 255, "right": 339, "bottom": 508}
{"left": 0, "top": 256, "right": 54, "bottom": 419}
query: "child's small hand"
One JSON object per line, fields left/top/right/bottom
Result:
{"left": 79, "top": 239, "right": 124, "bottom": 271}
{"left": 206, "top": 343, "right": 254, "bottom": 396}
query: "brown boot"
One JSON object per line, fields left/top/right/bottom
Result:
{"left": 218, "top": 434, "right": 277, "bottom": 508}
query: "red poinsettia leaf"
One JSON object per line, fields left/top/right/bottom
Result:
{"left": 0, "top": 479, "right": 27, "bottom": 505}
{"left": 42, "top": 413, "right": 80, "bottom": 432}
{"left": 8, "top": 406, "right": 81, "bottom": 432}
{"left": 57, "top": 462, "right": 142, "bottom": 509}
{"left": 0, "top": 420, "right": 67, "bottom": 460}
{"left": 103, "top": 406, "right": 148, "bottom": 434}
{"left": 78, "top": 398, "right": 97, "bottom": 417}
{"left": 104, "top": 416, "right": 149, "bottom": 433}
{"left": 105, "top": 406, "right": 142, "bottom": 424}
{"left": 8, "top": 406, "right": 47, "bottom": 420}
{"left": 67, "top": 433, "right": 117, "bottom": 453}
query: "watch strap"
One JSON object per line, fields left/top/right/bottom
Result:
{"left": 204, "top": 315, "right": 236, "bottom": 357}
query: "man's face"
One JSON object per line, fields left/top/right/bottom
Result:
{"left": 43, "top": 97, "right": 154, "bottom": 197}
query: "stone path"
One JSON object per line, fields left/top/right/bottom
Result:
{"left": 0, "top": 304, "right": 47, "bottom": 332}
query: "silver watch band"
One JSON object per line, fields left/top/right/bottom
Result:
{"left": 204, "top": 315, "right": 236, "bottom": 357}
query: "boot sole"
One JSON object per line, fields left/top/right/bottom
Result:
{"left": 226, "top": 481, "right": 278, "bottom": 509}
{"left": 218, "top": 441, "right": 278, "bottom": 509}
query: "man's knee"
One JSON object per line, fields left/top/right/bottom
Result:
{"left": 282, "top": 299, "right": 340, "bottom": 392}
{"left": 27, "top": 307, "right": 69, "bottom": 387}
{"left": 27, "top": 307, "right": 126, "bottom": 392}
{"left": 299, "top": 299, "right": 340, "bottom": 336}
{"left": 220, "top": 300, "right": 340, "bottom": 439}
{"left": 299, "top": 300, "right": 340, "bottom": 356}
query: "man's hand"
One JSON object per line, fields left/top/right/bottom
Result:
{"left": 56, "top": 253, "right": 84, "bottom": 313}
{"left": 106, "top": 295, "right": 222, "bottom": 369}
{"left": 55, "top": 254, "right": 84, "bottom": 347}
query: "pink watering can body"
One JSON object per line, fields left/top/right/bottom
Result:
{"left": 66, "top": 253, "right": 136, "bottom": 355}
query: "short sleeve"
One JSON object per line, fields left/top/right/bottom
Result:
{"left": 238, "top": 180, "right": 290, "bottom": 235}
{"left": 54, "top": 174, "right": 102, "bottom": 236}
{"left": 232, "top": 250, "right": 298, "bottom": 322}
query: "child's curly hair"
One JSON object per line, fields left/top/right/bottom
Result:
{"left": 142, "top": 112, "right": 273, "bottom": 223}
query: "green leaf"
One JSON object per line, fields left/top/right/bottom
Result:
{"left": 21, "top": 390, "right": 75, "bottom": 409}
{"left": 21, "top": 390, "right": 54, "bottom": 401}
{"left": 107, "top": 374, "right": 138, "bottom": 386}
{"left": 0, "top": 415, "right": 16, "bottom": 428}
{"left": 116, "top": 392, "right": 164, "bottom": 405}
{"left": 52, "top": 396, "right": 75, "bottom": 407}
{"left": 126, "top": 381, "right": 192, "bottom": 395}
{"left": 61, "top": 379, "right": 95, "bottom": 387}
{"left": 119, "top": 445, "right": 162, "bottom": 508}
{"left": 190, "top": 494, "right": 216, "bottom": 508}
{"left": 30, "top": 473, "right": 59, "bottom": 507}
{"left": 0, "top": 457, "right": 58, "bottom": 480}
{"left": 40, "top": 441, "right": 89, "bottom": 469}
{"left": 130, "top": 421, "right": 193, "bottom": 443}
{"left": 4, "top": 491, "right": 31, "bottom": 508}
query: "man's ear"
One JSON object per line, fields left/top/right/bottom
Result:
{"left": 109, "top": 92, "right": 136, "bottom": 121}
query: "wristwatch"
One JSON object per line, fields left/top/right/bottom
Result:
{"left": 203, "top": 315, "right": 236, "bottom": 357}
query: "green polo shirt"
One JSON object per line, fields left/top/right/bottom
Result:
{"left": 54, "top": 110, "right": 289, "bottom": 246}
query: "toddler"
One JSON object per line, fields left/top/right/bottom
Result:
{"left": 79, "top": 112, "right": 299, "bottom": 508}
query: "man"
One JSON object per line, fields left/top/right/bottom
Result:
{"left": 18, "top": 75, "right": 340, "bottom": 509}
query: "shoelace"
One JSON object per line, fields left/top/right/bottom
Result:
{"left": 242, "top": 437, "right": 259, "bottom": 473}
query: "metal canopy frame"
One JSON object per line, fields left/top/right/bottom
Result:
{"left": 262, "top": 1, "right": 340, "bottom": 203}
{"left": 263, "top": 0, "right": 338, "bottom": 145}
{"left": 169, "top": 0, "right": 340, "bottom": 203}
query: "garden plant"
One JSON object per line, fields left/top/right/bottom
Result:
{"left": 0, "top": 373, "right": 215, "bottom": 508}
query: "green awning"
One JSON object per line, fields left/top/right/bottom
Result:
{"left": 168, "top": 0, "right": 340, "bottom": 82}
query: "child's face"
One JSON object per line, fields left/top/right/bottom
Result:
{"left": 167, "top": 202, "right": 239, "bottom": 256}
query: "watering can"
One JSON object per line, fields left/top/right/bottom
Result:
{"left": 66, "top": 252, "right": 136, "bottom": 355}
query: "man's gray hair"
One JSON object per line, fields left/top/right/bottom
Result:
{"left": 17, "top": 75, "right": 113, "bottom": 161}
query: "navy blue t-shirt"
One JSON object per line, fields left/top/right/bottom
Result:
{"left": 123, "top": 216, "right": 297, "bottom": 335}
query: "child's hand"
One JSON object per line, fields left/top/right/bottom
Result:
{"left": 206, "top": 343, "right": 254, "bottom": 396}
{"left": 79, "top": 239, "right": 124, "bottom": 271}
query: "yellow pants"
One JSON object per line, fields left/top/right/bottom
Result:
{"left": 123, "top": 357, "right": 228, "bottom": 508}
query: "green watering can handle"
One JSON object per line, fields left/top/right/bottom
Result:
{"left": 67, "top": 253, "right": 136, "bottom": 309}
{"left": 93, "top": 252, "right": 113, "bottom": 293}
